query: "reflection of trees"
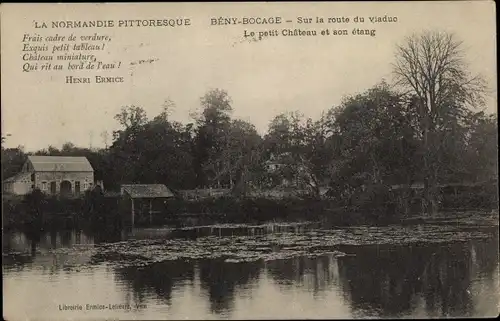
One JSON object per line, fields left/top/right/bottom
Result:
{"left": 2, "top": 230, "right": 38, "bottom": 255}
{"left": 114, "top": 260, "right": 195, "bottom": 306}
{"left": 266, "top": 257, "right": 305, "bottom": 286}
{"left": 469, "top": 232, "right": 499, "bottom": 277}
{"left": 338, "top": 244, "right": 426, "bottom": 317}
{"left": 198, "top": 259, "right": 262, "bottom": 315}
{"left": 60, "top": 230, "right": 72, "bottom": 246}
{"left": 337, "top": 237, "right": 499, "bottom": 318}
{"left": 266, "top": 255, "right": 339, "bottom": 296}
{"left": 4, "top": 229, "right": 96, "bottom": 253}
{"left": 49, "top": 230, "right": 58, "bottom": 248}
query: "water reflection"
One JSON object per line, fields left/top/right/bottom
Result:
{"left": 114, "top": 260, "right": 196, "bottom": 307}
{"left": 198, "top": 259, "right": 262, "bottom": 314}
{"left": 267, "top": 255, "right": 341, "bottom": 297}
{"left": 3, "top": 227, "right": 499, "bottom": 319}
{"left": 336, "top": 239, "right": 499, "bottom": 318}
{"left": 3, "top": 229, "right": 94, "bottom": 254}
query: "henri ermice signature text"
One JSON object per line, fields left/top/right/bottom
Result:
{"left": 65, "top": 75, "right": 124, "bottom": 84}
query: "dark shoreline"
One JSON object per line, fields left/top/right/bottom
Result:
{"left": 3, "top": 194, "right": 498, "bottom": 233}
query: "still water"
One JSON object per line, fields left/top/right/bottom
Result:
{"left": 3, "top": 222, "right": 499, "bottom": 320}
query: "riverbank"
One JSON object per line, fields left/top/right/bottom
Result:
{"left": 2, "top": 195, "right": 394, "bottom": 230}
{"left": 400, "top": 209, "right": 499, "bottom": 227}
{"left": 2, "top": 193, "right": 498, "bottom": 231}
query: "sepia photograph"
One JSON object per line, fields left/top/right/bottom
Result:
{"left": 1, "top": 1, "right": 498, "bottom": 320}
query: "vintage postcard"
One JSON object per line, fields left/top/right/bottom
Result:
{"left": 1, "top": 1, "right": 498, "bottom": 320}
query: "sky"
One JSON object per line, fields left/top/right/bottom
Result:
{"left": 1, "top": 1, "right": 496, "bottom": 151}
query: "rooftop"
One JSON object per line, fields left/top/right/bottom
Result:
{"left": 121, "top": 184, "right": 175, "bottom": 199}
{"left": 3, "top": 172, "right": 31, "bottom": 183}
{"left": 28, "top": 156, "right": 94, "bottom": 172}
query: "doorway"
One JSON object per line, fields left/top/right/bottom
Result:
{"left": 60, "top": 180, "right": 72, "bottom": 196}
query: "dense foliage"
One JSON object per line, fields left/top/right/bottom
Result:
{"left": 1, "top": 31, "right": 497, "bottom": 215}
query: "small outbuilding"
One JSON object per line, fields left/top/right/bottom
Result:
{"left": 120, "top": 184, "right": 175, "bottom": 227}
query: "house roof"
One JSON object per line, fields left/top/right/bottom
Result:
{"left": 28, "top": 156, "right": 94, "bottom": 172}
{"left": 121, "top": 184, "right": 175, "bottom": 199}
{"left": 3, "top": 172, "right": 31, "bottom": 183}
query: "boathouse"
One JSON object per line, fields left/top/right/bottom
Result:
{"left": 120, "top": 184, "right": 175, "bottom": 226}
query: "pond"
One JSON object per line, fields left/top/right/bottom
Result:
{"left": 2, "top": 220, "right": 499, "bottom": 319}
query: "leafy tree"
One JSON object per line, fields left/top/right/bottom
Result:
{"left": 216, "top": 119, "right": 265, "bottom": 195}
{"left": 114, "top": 105, "right": 148, "bottom": 132}
{"left": 34, "top": 145, "right": 62, "bottom": 156}
{"left": 134, "top": 118, "right": 196, "bottom": 189}
{"left": 108, "top": 105, "right": 149, "bottom": 184}
{"left": 2, "top": 146, "right": 27, "bottom": 179}
{"left": 324, "top": 83, "right": 422, "bottom": 206}
{"left": 107, "top": 103, "right": 197, "bottom": 189}
{"left": 463, "top": 112, "right": 498, "bottom": 183}
{"left": 61, "top": 142, "right": 76, "bottom": 153}
{"left": 192, "top": 89, "right": 234, "bottom": 187}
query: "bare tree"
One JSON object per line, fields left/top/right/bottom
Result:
{"left": 392, "top": 30, "right": 487, "bottom": 216}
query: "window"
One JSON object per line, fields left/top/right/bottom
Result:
{"left": 75, "top": 181, "right": 81, "bottom": 194}
{"left": 50, "top": 182, "right": 57, "bottom": 194}
{"left": 42, "top": 182, "right": 47, "bottom": 191}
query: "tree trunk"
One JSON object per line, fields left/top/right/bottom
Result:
{"left": 308, "top": 172, "right": 320, "bottom": 199}
{"left": 423, "top": 177, "right": 437, "bottom": 216}
{"left": 402, "top": 193, "right": 409, "bottom": 217}
{"left": 429, "top": 165, "right": 439, "bottom": 215}
{"left": 419, "top": 99, "right": 438, "bottom": 217}
{"left": 423, "top": 127, "right": 439, "bottom": 217}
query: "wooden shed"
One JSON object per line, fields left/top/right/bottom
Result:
{"left": 120, "top": 184, "right": 175, "bottom": 227}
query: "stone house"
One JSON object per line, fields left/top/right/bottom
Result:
{"left": 3, "top": 156, "right": 95, "bottom": 196}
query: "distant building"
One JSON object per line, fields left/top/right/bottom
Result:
{"left": 120, "top": 184, "right": 175, "bottom": 227}
{"left": 2, "top": 156, "right": 95, "bottom": 196}
{"left": 120, "top": 184, "right": 175, "bottom": 199}
{"left": 264, "top": 152, "right": 315, "bottom": 189}
{"left": 265, "top": 152, "right": 290, "bottom": 173}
